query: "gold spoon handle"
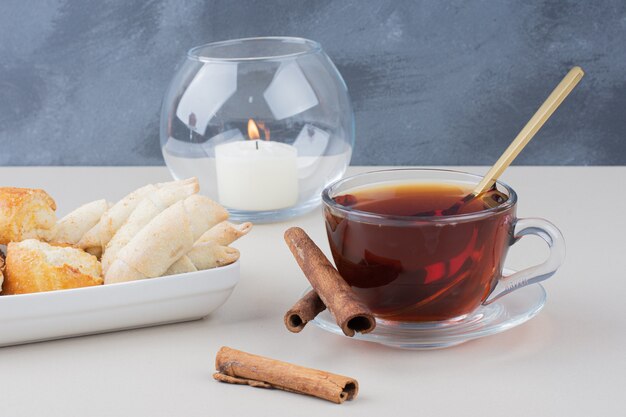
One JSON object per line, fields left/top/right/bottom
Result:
{"left": 472, "top": 66, "right": 585, "bottom": 196}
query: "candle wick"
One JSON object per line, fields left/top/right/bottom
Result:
{"left": 256, "top": 140, "right": 259, "bottom": 150}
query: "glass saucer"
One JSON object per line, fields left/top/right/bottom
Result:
{"left": 309, "top": 269, "right": 547, "bottom": 349}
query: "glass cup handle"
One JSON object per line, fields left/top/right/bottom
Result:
{"left": 483, "top": 218, "right": 566, "bottom": 305}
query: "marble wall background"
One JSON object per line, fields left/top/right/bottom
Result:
{"left": 1, "top": 0, "right": 624, "bottom": 166}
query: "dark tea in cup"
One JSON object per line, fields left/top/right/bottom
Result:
{"left": 322, "top": 169, "right": 565, "bottom": 323}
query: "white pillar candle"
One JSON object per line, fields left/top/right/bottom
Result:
{"left": 215, "top": 140, "right": 299, "bottom": 211}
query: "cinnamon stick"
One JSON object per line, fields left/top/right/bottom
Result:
{"left": 213, "top": 346, "right": 358, "bottom": 404}
{"left": 284, "top": 289, "right": 326, "bottom": 333}
{"left": 284, "top": 227, "right": 376, "bottom": 336}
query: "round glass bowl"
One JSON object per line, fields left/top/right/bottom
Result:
{"left": 160, "top": 37, "right": 354, "bottom": 222}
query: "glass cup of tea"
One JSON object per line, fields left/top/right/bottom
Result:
{"left": 322, "top": 169, "right": 565, "bottom": 323}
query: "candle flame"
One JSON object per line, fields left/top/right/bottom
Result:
{"left": 247, "top": 119, "right": 270, "bottom": 141}
{"left": 247, "top": 119, "right": 260, "bottom": 140}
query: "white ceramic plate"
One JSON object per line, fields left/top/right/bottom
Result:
{"left": 0, "top": 261, "right": 239, "bottom": 347}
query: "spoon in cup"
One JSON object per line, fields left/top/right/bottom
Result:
{"left": 433, "top": 66, "right": 585, "bottom": 216}
{"left": 333, "top": 67, "right": 585, "bottom": 215}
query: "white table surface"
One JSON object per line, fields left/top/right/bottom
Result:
{"left": 0, "top": 166, "right": 624, "bottom": 416}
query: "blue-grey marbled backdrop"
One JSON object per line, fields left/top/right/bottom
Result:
{"left": 0, "top": 0, "right": 624, "bottom": 166}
